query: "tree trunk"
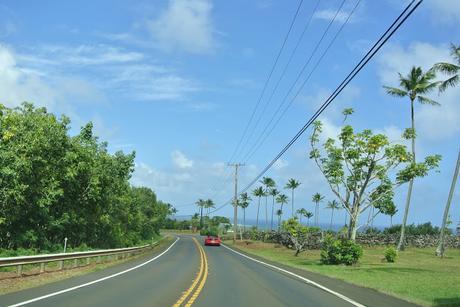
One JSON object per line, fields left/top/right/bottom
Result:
{"left": 256, "top": 197, "right": 261, "bottom": 229}
{"left": 265, "top": 196, "right": 268, "bottom": 230}
{"left": 436, "top": 148, "right": 460, "bottom": 257}
{"left": 200, "top": 207, "right": 203, "bottom": 229}
{"left": 243, "top": 208, "right": 246, "bottom": 233}
{"left": 390, "top": 215, "right": 393, "bottom": 227}
{"left": 398, "top": 99, "right": 416, "bottom": 251}
{"left": 330, "top": 209, "right": 334, "bottom": 230}
{"left": 291, "top": 189, "right": 295, "bottom": 218}
{"left": 270, "top": 197, "right": 274, "bottom": 231}
{"left": 348, "top": 215, "right": 358, "bottom": 241}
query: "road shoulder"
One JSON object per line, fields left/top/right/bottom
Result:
{"left": 225, "top": 242, "right": 418, "bottom": 307}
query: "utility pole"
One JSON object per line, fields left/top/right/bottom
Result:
{"left": 229, "top": 163, "right": 244, "bottom": 244}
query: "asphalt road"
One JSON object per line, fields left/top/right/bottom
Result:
{"left": 0, "top": 236, "right": 416, "bottom": 307}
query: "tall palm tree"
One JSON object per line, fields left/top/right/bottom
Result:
{"left": 276, "top": 209, "right": 283, "bottom": 230}
{"left": 275, "top": 194, "right": 288, "bottom": 229}
{"left": 384, "top": 66, "right": 440, "bottom": 251}
{"left": 312, "top": 193, "right": 324, "bottom": 227}
{"left": 285, "top": 178, "right": 301, "bottom": 218}
{"left": 270, "top": 188, "right": 279, "bottom": 231}
{"left": 195, "top": 199, "right": 205, "bottom": 228}
{"left": 261, "top": 177, "right": 275, "bottom": 230}
{"left": 238, "top": 192, "right": 251, "bottom": 232}
{"left": 205, "top": 199, "right": 215, "bottom": 216}
{"left": 433, "top": 43, "right": 460, "bottom": 92}
{"left": 305, "top": 211, "right": 313, "bottom": 226}
{"left": 252, "top": 186, "right": 265, "bottom": 229}
{"left": 326, "top": 200, "right": 341, "bottom": 230}
{"left": 296, "top": 208, "right": 306, "bottom": 223}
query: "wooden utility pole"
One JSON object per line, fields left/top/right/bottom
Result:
{"left": 229, "top": 163, "right": 244, "bottom": 244}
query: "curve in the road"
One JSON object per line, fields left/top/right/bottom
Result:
{"left": 6, "top": 237, "right": 180, "bottom": 307}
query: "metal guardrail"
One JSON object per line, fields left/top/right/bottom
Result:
{"left": 0, "top": 242, "right": 158, "bottom": 277}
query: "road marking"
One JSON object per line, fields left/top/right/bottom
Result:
{"left": 173, "top": 238, "right": 204, "bottom": 307}
{"left": 8, "top": 237, "right": 180, "bottom": 307}
{"left": 221, "top": 243, "right": 366, "bottom": 307}
{"left": 184, "top": 238, "right": 208, "bottom": 306}
{"left": 173, "top": 237, "right": 208, "bottom": 307}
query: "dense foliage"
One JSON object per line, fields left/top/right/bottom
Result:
{"left": 320, "top": 235, "right": 363, "bottom": 265}
{"left": 384, "top": 247, "right": 398, "bottom": 263}
{"left": 0, "top": 103, "right": 173, "bottom": 251}
{"left": 382, "top": 222, "right": 449, "bottom": 236}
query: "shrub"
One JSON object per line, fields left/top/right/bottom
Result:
{"left": 321, "top": 235, "right": 363, "bottom": 265}
{"left": 384, "top": 246, "right": 397, "bottom": 262}
{"left": 200, "top": 226, "right": 218, "bottom": 237}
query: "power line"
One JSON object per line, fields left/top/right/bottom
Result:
{"left": 242, "top": 0, "right": 360, "bottom": 163}
{"left": 235, "top": 0, "right": 323, "bottom": 162}
{"left": 210, "top": 0, "right": 422, "bottom": 214}
{"left": 227, "top": 0, "right": 305, "bottom": 164}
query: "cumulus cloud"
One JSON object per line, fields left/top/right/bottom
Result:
{"left": 146, "top": 0, "right": 215, "bottom": 54}
{"left": 378, "top": 42, "right": 460, "bottom": 141}
{"left": 426, "top": 0, "right": 460, "bottom": 25}
{"left": 171, "top": 150, "right": 194, "bottom": 168}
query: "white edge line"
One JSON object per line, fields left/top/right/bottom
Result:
{"left": 9, "top": 237, "right": 180, "bottom": 307}
{"left": 221, "top": 243, "right": 366, "bottom": 307}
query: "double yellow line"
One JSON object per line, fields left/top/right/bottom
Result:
{"left": 173, "top": 237, "right": 208, "bottom": 307}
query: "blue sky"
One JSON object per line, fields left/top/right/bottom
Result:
{"left": 1, "top": 0, "right": 459, "bottom": 228}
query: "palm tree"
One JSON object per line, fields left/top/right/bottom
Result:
{"left": 312, "top": 193, "right": 324, "bottom": 227}
{"left": 384, "top": 66, "right": 440, "bottom": 251}
{"left": 276, "top": 209, "right": 283, "bottom": 229}
{"left": 269, "top": 188, "right": 279, "bottom": 231}
{"left": 285, "top": 178, "right": 301, "bottom": 218}
{"left": 326, "top": 200, "right": 341, "bottom": 230}
{"left": 275, "top": 194, "right": 288, "bottom": 228}
{"left": 238, "top": 192, "right": 251, "bottom": 232}
{"left": 433, "top": 44, "right": 460, "bottom": 92}
{"left": 252, "top": 186, "right": 265, "bottom": 229}
{"left": 305, "top": 211, "right": 313, "bottom": 226}
{"left": 205, "top": 199, "right": 215, "bottom": 216}
{"left": 296, "top": 208, "right": 306, "bottom": 223}
{"left": 388, "top": 207, "right": 398, "bottom": 227}
{"left": 261, "top": 177, "right": 275, "bottom": 230}
{"left": 195, "top": 199, "right": 205, "bottom": 228}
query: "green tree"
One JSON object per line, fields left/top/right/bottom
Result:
{"left": 260, "top": 177, "right": 275, "bottom": 229}
{"left": 196, "top": 199, "right": 206, "bottom": 229}
{"left": 384, "top": 66, "right": 440, "bottom": 250}
{"left": 309, "top": 116, "right": 441, "bottom": 241}
{"left": 281, "top": 218, "right": 310, "bottom": 256}
{"left": 305, "top": 211, "right": 313, "bottom": 226}
{"left": 275, "top": 194, "right": 288, "bottom": 228}
{"left": 285, "top": 178, "right": 301, "bottom": 218}
{"left": 312, "top": 193, "right": 324, "bottom": 227}
{"left": 326, "top": 200, "right": 341, "bottom": 230}
{"left": 238, "top": 192, "right": 251, "bottom": 232}
{"left": 270, "top": 188, "right": 279, "bottom": 231}
{"left": 252, "top": 186, "right": 265, "bottom": 229}
{"left": 204, "top": 199, "right": 215, "bottom": 216}
{"left": 433, "top": 43, "right": 460, "bottom": 92}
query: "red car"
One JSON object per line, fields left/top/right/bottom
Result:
{"left": 204, "top": 235, "right": 221, "bottom": 246}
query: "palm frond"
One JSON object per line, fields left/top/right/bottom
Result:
{"left": 450, "top": 43, "right": 460, "bottom": 64}
{"left": 439, "top": 75, "right": 459, "bottom": 93}
{"left": 417, "top": 95, "right": 440, "bottom": 106}
{"left": 432, "top": 62, "right": 460, "bottom": 75}
{"left": 383, "top": 86, "right": 408, "bottom": 97}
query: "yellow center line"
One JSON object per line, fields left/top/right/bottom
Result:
{"left": 184, "top": 239, "right": 208, "bottom": 307}
{"left": 173, "top": 237, "right": 206, "bottom": 307}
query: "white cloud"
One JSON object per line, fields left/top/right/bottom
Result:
{"left": 146, "top": 0, "right": 215, "bottom": 54}
{"left": 171, "top": 150, "right": 194, "bottom": 168}
{"left": 378, "top": 42, "right": 460, "bottom": 141}
{"left": 314, "top": 10, "right": 352, "bottom": 23}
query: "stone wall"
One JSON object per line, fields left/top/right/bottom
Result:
{"left": 239, "top": 231, "right": 460, "bottom": 249}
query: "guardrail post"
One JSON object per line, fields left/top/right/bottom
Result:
{"left": 40, "top": 262, "right": 45, "bottom": 273}
{"left": 73, "top": 259, "right": 78, "bottom": 268}
{"left": 86, "top": 257, "right": 90, "bottom": 265}
{"left": 59, "top": 260, "right": 64, "bottom": 270}
{"left": 17, "top": 265, "right": 23, "bottom": 277}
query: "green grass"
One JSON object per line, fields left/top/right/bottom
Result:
{"left": 227, "top": 240, "right": 460, "bottom": 306}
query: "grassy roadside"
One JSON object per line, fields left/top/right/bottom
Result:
{"left": 0, "top": 236, "right": 173, "bottom": 295}
{"left": 225, "top": 240, "right": 460, "bottom": 306}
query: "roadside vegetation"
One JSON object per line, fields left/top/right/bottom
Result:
{"left": 0, "top": 103, "right": 175, "bottom": 253}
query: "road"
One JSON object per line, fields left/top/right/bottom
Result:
{"left": 0, "top": 236, "right": 415, "bottom": 307}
